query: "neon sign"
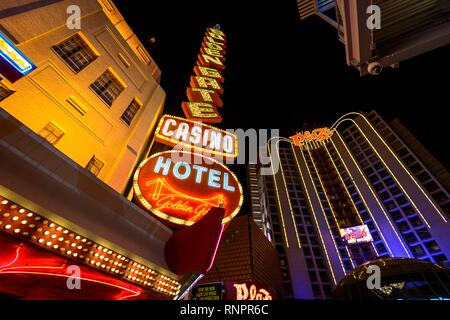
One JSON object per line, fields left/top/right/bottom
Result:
{"left": 233, "top": 283, "right": 272, "bottom": 300}
{"left": 340, "top": 225, "right": 373, "bottom": 244}
{"left": 133, "top": 150, "right": 243, "bottom": 227}
{"left": 0, "top": 32, "right": 35, "bottom": 82}
{"left": 290, "top": 128, "right": 335, "bottom": 147}
{"left": 183, "top": 27, "right": 227, "bottom": 123}
{"left": 155, "top": 115, "right": 238, "bottom": 158}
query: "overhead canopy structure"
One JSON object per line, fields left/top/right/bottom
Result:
{"left": 297, "top": 0, "right": 450, "bottom": 75}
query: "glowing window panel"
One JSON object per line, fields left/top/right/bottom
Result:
{"left": 0, "top": 32, "right": 35, "bottom": 75}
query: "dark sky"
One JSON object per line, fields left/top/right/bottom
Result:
{"left": 114, "top": 0, "right": 450, "bottom": 213}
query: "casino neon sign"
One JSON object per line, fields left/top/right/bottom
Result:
{"left": 133, "top": 151, "right": 243, "bottom": 227}
{"left": 290, "top": 128, "right": 335, "bottom": 147}
{"left": 155, "top": 114, "right": 238, "bottom": 159}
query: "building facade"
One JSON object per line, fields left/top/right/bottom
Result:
{"left": 247, "top": 164, "right": 272, "bottom": 240}
{"left": 0, "top": 0, "right": 164, "bottom": 193}
{"left": 0, "top": 0, "right": 201, "bottom": 300}
{"left": 251, "top": 110, "right": 450, "bottom": 299}
{"left": 194, "top": 215, "right": 284, "bottom": 299}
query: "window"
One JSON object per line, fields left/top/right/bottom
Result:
{"left": 38, "top": 122, "right": 64, "bottom": 145}
{"left": 0, "top": 83, "right": 14, "bottom": 102}
{"left": 90, "top": 70, "right": 124, "bottom": 106}
{"left": 86, "top": 155, "right": 104, "bottom": 176}
{"left": 53, "top": 34, "right": 97, "bottom": 73}
{"left": 424, "top": 241, "right": 441, "bottom": 254}
{"left": 121, "top": 99, "right": 142, "bottom": 125}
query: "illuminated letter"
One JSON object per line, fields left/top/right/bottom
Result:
{"left": 201, "top": 47, "right": 224, "bottom": 58}
{"left": 366, "top": 265, "right": 381, "bottom": 289}
{"left": 173, "top": 162, "right": 191, "bottom": 180}
{"left": 207, "top": 32, "right": 225, "bottom": 41}
{"left": 203, "top": 41, "right": 225, "bottom": 52}
{"left": 161, "top": 118, "right": 177, "bottom": 137}
{"left": 182, "top": 102, "right": 222, "bottom": 123}
{"left": 66, "top": 265, "right": 81, "bottom": 290}
{"left": 209, "top": 131, "right": 222, "bottom": 151}
{"left": 208, "top": 169, "right": 221, "bottom": 188}
{"left": 207, "top": 27, "right": 226, "bottom": 37}
{"left": 187, "top": 87, "right": 223, "bottom": 107}
{"left": 190, "top": 125, "right": 202, "bottom": 145}
{"left": 198, "top": 54, "right": 225, "bottom": 70}
{"left": 234, "top": 283, "right": 249, "bottom": 300}
{"left": 205, "top": 36, "right": 226, "bottom": 47}
{"left": 194, "top": 66, "right": 224, "bottom": 82}
{"left": 154, "top": 156, "right": 171, "bottom": 176}
{"left": 223, "top": 135, "right": 234, "bottom": 154}
{"left": 223, "top": 173, "right": 235, "bottom": 192}
{"left": 193, "top": 165, "right": 208, "bottom": 183}
{"left": 191, "top": 76, "right": 223, "bottom": 94}
{"left": 174, "top": 122, "right": 190, "bottom": 141}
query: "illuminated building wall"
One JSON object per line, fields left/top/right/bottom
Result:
{"left": 254, "top": 110, "right": 449, "bottom": 299}
{"left": 197, "top": 215, "right": 284, "bottom": 298}
{"left": 247, "top": 164, "right": 272, "bottom": 241}
{"left": 0, "top": 0, "right": 165, "bottom": 193}
{"left": 0, "top": 1, "right": 191, "bottom": 300}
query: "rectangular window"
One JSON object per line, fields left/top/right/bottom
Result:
{"left": 86, "top": 155, "right": 104, "bottom": 176}
{"left": 90, "top": 70, "right": 124, "bottom": 106}
{"left": 38, "top": 122, "right": 64, "bottom": 145}
{"left": 0, "top": 83, "right": 14, "bottom": 102}
{"left": 53, "top": 34, "right": 98, "bottom": 73}
{"left": 121, "top": 98, "right": 142, "bottom": 125}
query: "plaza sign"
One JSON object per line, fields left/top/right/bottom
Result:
{"left": 133, "top": 151, "right": 243, "bottom": 227}
{"left": 290, "top": 128, "right": 335, "bottom": 147}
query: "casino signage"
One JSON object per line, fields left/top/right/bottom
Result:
{"left": 155, "top": 115, "right": 238, "bottom": 159}
{"left": 133, "top": 150, "right": 243, "bottom": 227}
{"left": 340, "top": 225, "right": 373, "bottom": 245}
{"left": 182, "top": 27, "right": 227, "bottom": 124}
{"left": 133, "top": 26, "right": 242, "bottom": 229}
{"left": 290, "top": 127, "right": 335, "bottom": 147}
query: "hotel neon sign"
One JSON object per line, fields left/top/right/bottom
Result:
{"left": 290, "top": 128, "right": 335, "bottom": 147}
{"left": 133, "top": 150, "right": 243, "bottom": 227}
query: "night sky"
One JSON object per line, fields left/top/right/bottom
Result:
{"left": 114, "top": 0, "right": 450, "bottom": 213}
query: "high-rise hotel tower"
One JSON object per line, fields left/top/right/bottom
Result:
{"left": 251, "top": 110, "right": 450, "bottom": 299}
